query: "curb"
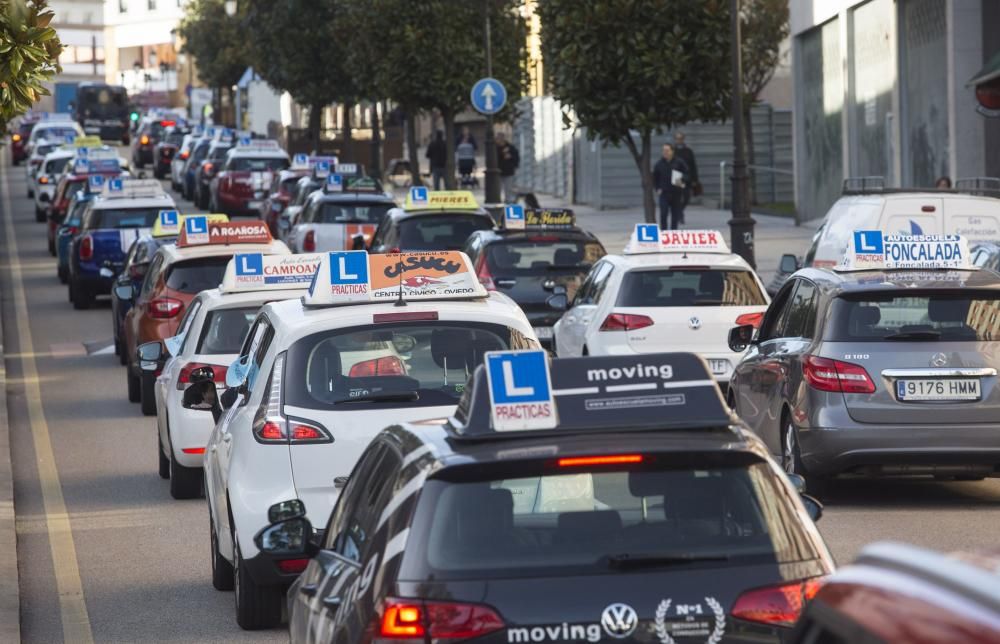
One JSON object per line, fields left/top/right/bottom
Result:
{"left": 0, "top": 156, "right": 21, "bottom": 641}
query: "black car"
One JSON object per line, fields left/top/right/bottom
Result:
{"left": 132, "top": 117, "right": 175, "bottom": 168}
{"left": 255, "top": 351, "right": 833, "bottom": 643}
{"left": 181, "top": 136, "right": 212, "bottom": 201}
{"left": 464, "top": 208, "right": 606, "bottom": 347}
{"left": 111, "top": 234, "right": 172, "bottom": 365}
{"left": 194, "top": 141, "right": 232, "bottom": 209}
{"left": 153, "top": 125, "right": 188, "bottom": 179}
{"left": 368, "top": 192, "right": 495, "bottom": 253}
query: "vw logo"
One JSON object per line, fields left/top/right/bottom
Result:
{"left": 930, "top": 352, "right": 948, "bottom": 367}
{"left": 601, "top": 603, "right": 638, "bottom": 639}
{"left": 688, "top": 316, "right": 702, "bottom": 330}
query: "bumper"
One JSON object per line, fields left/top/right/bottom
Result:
{"left": 72, "top": 269, "right": 115, "bottom": 294}
{"left": 240, "top": 549, "right": 304, "bottom": 588}
{"left": 168, "top": 399, "right": 216, "bottom": 468}
{"left": 218, "top": 192, "right": 263, "bottom": 216}
{"left": 799, "top": 423, "right": 1000, "bottom": 476}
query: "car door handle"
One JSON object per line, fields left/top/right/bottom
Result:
{"left": 299, "top": 583, "right": 318, "bottom": 598}
{"left": 322, "top": 596, "right": 342, "bottom": 610}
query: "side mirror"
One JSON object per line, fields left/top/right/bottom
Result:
{"left": 779, "top": 254, "right": 800, "bottom": 274}
{"left": 188, "top": 365, "right": 215, "bottom": 384}
{"left": 182, "top": 379, "right": 216, "bottom": 410}
{"left": 546, "top": 293, "right": 568, "bottom": 312}
{"left": 800, "top": 494, "right": 823, "bottom": 522}
{"left": 254, "top": 515, "right": 316, "bottom": 558}
{"left": 137, "top": 171, "right": 147, "bottom": 179}
{"left": 351, "top": 233, "right": 366, "bottom": 251}
{"left": 136, "top": 341, "right": 163, "bottom": 371}
{"left": 114, "top": 284, "right": 134, "bottom": 301}
{"left": 727, "top": 324, "right": 755, "bottom": 352}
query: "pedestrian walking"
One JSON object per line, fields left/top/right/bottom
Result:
{"left": 496, "top": 132, "right": 520, "bottom": 203}
{"left": 674, "top": 132, "right": 699, "bottom": 210}
{"left": 425, "top": 130, "right": 447, "bottom": 189}
{"left": 456, "top": 128, "right": 478, "bottom": 187}
{"left": 652, "top": 143, "right": 689, "bottom": 230}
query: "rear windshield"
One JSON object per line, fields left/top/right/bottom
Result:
{"left": 197, "top": 307, "right": 257, "bottom": 354}
{"left": 66, "top": 199, "right": 91, "bottom": 226}
{"left": 36, "top": 143, "right": 59, "bottom": 156}
{"left": 191, "top": 142, "right": 210, "bottom": 163}
{"left": 486, "top": 239, "right": 605, "bottom": 274}
{"left": 279, "top": 176, "right": 302, "bottom": 197}
{"left": 165, "top": 131, "right": 187, "bottom": 145}
{"left": 209, "top": 145, "right": 231, "bottom": 160}
{"left": 85, "top": 207, "right": 161, "bottom": 230}
{"left": 828, "top": 291, "right": 999, "bottom": 341}
{"left": 227, "top": 156, "right": 289, "bottom": 172}
{"left": 35, "top": 126, "right": 77, "bottom": 141}
{"left": 315, "top": 201, "right": 392, "bottom": 224}
{"left": 403, "top": 461, "right": 819, "bottom": 580}
{"left": 284, "top": 322, "right": 537, "bottom": 410}
{"left": 164, "top": 256, "right": 232, "bottom": 294}
{"left": 45, "top": 157, "right": 71, "bottom": 174}
{"left": 398, "top": 214, "right": 493, "bottom": 251}
{"left": 617, "top": 269, "right": 766, "bottom": 307}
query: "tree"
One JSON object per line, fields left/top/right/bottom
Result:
{"left": 0, "top": 0, "right": 61, "bottom": 136}
{"left": 244, "top": 0, "right": 360, "bottom": 154}
{"left": 740, "top": 0, "right": 789, "bottom": 204}
{"left": 539, "top": 0, "right": 731, "bottom": 223}
{"left": 177, "top": 0, "right": 247, "bottom": 124}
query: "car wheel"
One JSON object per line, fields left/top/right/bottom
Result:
{"left": 726, "top": 389, "right": 737, "bottom": 414}
{"left": 27, "top": 188, "right": 33, "bottom": 198}
{"left": 35, "top": 206, "right": 45, "bottom": 223}
{"left": 117, "top": 335, "right": 127, "bottom": 365}
{"left": 158, "top": 436, "right": 170, "bottom": 479}
{"left": 57, "top": 264, "right": 68, "bottom": 284}
{"left": 234, "top": 537, "right": 282, "bottom": 629}
{"left": 127, "top": 369, "right": 141, "bottom": 403}
{"left": 48, "top": 236, "right": 56, "bottom": 256}
{"left": 169, "top": 444, "right": 202, "bottom": 499}
{"left": 210, "top": 514, "right": 235, "bottom": 591}
{"left": 140, "top": 374, "right": 157, "bottom": 416}
{"left": 70, "top": 280, "right": 92, "bottom": 310}
{"left": 781, "top": 414, "right": 829, "bottom": 496}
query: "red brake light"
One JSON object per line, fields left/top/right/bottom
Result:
{"left": 275, "top": 558, "right": 309, "bottom": 574}
{"left": 302, "top": 229, "right": 316, "bottom": 252}
{"left": 803, "top": 355, "right": 875, "bottom": 394}
{"left": 373, "top": 311, "right": 439, "bottom": 323}
{"left": 379, "top": 597, "right": 505, "bottom": 639}
{"left": 181, "top": 447, "right": 205, "bottom": 455}
{"left": 79, "top": 234, "right": 94, "bottom": 261}
{"left": 68, "top": 226, "right": 78, "bottom": 235}
{"left": 38, "top": 176, "right": 49, "bottom": 184}
{"left": 735, "top": 312, "right": 764, "bottom": 329}
{"left": 289, "top": 423, "right": 326, "bottom": 441}
{"left": 731, "top": 578, "right": 823, "bottom": 626}
{"left": 176, "top": 362, "right": 228, "bottom": 389}
{"left": 160, "top": 120, "right": 176, "bottom": 127}
{"left": 149, "top": 297, "right": 183, "bottom": 319}
{"left": 140, "top": 135, "right": 150, "bottom": 145}
{"left": 558, "top": 454, "right": 643, "bottom": 467}
{"left": 12, "top": 134, "right": 21, "bottom": 142}
{"left": 179, "top": 150, "right": 189, "bottom": 160}
{"left": 348, "top": 356, "right": 406, "bottom": 378}
{"left": 258, "top": 421, "right": 285, "bottom": 441}
{"left": 599, "top": 313, "right": 654, "bottom": 332}
{"left": 475, "top": 253, "right": 496, "bottom": 291}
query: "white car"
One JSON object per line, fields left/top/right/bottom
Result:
{"left": 552, "top": 227, "right": 770, "bottom": 386}
{"left": 187, "top": 250, "right": 539, "bottom": 629}
{"left": 278, "top": 175, "right": 322, "bottom": 242}
{"left": 170, "top": 131, "right": 200, "bottom": 191}
{"left": 24, "top": 138, "right": 70, "bottom": 196}
{"left": 32, "top": 147, "right": 75, "bottom": 219}
{"left": 285, "top": 177, "right": 396, "bottom": 253}
{"left": 150, "top": 253, "right": 324, "bottom": 499}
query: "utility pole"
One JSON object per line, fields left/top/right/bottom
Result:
{"left": 728, "top": 0, "right": 756, "bottom": 268}
{"left": 483, "top": 3, "right": 501, "bottom": 204}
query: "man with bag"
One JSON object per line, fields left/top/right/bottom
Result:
{"left": 674, "top": 132, "right": 700, "bottom": 208}
{"left": 652, "top": 143, "right": 689, "bottom": 230}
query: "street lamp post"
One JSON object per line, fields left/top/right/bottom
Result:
{"left": 727, "top": 0, "right": 756, "bottom": 268}
{"left": 482, "top": 3, "right": 501, "bottom": 204}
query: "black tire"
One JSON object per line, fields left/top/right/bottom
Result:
{"left": 35, "top": 206, "right": 45, "bottom": 223}
{"left": 234, "top": 538, "right": 282, "bottom": 629}
{"left": 27, "top": 188, "right": 33, "bottom": 198}
{"left": 70, "top": 280, "right": 92, "bottom": 310}
{"left": 211, "top": 514, "right": 235, "bottom": 591}
{"left": 158, "top": 436, "right": 170, "bottom": 479}
{"left": 140, "top": 373, "right": 157, "bottom": 416}
{"left": 127, "top": 369, "right": 141, "bottom": 403}
{"left": 169, "top": 445, "right": 202, "bottom": 499}
{"left": 57, "top": 264, "right": 68, "bottom": 284}
{"left": 726, "top": 389, "right": 737, "bottom": 414}
{"left": 781, "top": 412, "right": 830, "bottom": 497}
{"left": 117, "top": 335, "right": 127, "bottom": 366}
{"left": 48, "top": 237, "right": 56, "bottom": 256}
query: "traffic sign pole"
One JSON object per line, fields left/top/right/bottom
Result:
{"left": 483, "top": 8, "right": 501, "bottom": 205}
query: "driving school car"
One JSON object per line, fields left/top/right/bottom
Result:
{"left": 145, "top": 252, "right": 323, "bottom": 499}
{"left": 287, "top": 171, "right": 396, "bottom": 253}
{"left": 181, "top": 249, "right": 539, "bottom": 629}
{"left": 553, "top": 226, "right": 769, "bottom": 387}
{"left": 273, "top": 350, "right": 832, "bottom": 644}
{"left": 727, "top": 231, "right": 1000, "bottom": 493}
{"left": 210, "top": 138, "right": 290, "bottom": 217}
{"left": 368, "top": 188, "right": 496, "bottom": 253}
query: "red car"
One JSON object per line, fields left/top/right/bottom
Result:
{"left": 261, "top": 167, "right": 310, "bottom": 235}
{"left": 792, "top": 541, "right": 1000, "bottom": 643}
{"left": 10, "top": 118, "right": 38, "bottom": 165}
{"left": 209, "top": 139, "right": 289, "bottom": 217}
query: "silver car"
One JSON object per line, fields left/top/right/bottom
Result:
{"left": 726, "top": 267, "right": 1000, "bottom": 493}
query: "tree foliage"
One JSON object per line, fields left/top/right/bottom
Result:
{"left": 177, "top": 0, "right": 247, "bottom": 91}
{"left": 741, "top": 0, "right": 789, "bottom": 102}
{"left": 539, "top": 0, "right": 731, "bottom": 222}
{"left": 0, "top": 0, "right": 61, "bottom": 135}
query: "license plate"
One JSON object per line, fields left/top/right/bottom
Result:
{"left": 708, "top": 359, "right": 729, "bottom": 375}
{"left": 533, "top": 326, "right": 553, "bottom": 340}
{"left": 896, "top": 378, "right": 981, "bottom": 402}
{"left": 247, "top": 201, "right": 262, "bottom": 209}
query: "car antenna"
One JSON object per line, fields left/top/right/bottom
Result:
{"left": 394, "top": 255, "right": 406, "bottom": 307}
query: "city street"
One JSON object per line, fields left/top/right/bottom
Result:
{"left": 3, "top": 152, "right": 1000, "bottom": 642}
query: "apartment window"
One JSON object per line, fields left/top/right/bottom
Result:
{"left": 119, "top": 0, "right": 128, "bottom": 12}
{"left": 148, "top": 0, "right": 157, "bottom": 9}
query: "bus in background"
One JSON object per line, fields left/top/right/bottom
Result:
{"left": 73, "top": 83, "right": 130, "bottom": 144}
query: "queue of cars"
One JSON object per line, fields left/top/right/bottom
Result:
{"left": 13, "top": 112, "right": 1000, "bottom": 640}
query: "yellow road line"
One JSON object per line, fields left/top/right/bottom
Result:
{"left": 1, "top": 158, "right": 94, "bottom": 642}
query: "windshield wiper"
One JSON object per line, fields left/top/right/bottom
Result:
{"left": 605, "top": 552, "right": 730, "bottom": 570}
{"left": 883, "top": 330, "right": 941, "bottom": 340}
{"left": 333, "top": 391, "right": 419, "bottom": 405}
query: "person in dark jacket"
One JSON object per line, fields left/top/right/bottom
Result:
{"left": 674, "top": 132, "right": 698, "bottom": 208}
{"left": 496, "top": 132, "right": 520, "bottom": 203}
{"left": 652, "top": 143, "right": 689, "bottom": 230}
{"left": 425, "top": 130, "right": 447, "bottom": 189}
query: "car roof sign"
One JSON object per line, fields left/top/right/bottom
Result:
{"left": 87, "top": 175, "right": 105, "bottom": 191}
{"left": 177, "top": 219, "right": 271, "bottom": 247}
{"left": 73, "top": 135, "right": 102, "bottom": 148}
{"left": 404, "top": 189, "right": 479, "bottom": 211}
{"left": 73, "top": 158, "right": 90, "bottom": 174}
{"left": 220, "top": 252, "right": 323, "bottom": 293}
{"left": 100, "top": 178, "right": 166, "bottom": 199}
{"left": 484, "top": 350, "right": 558, "bottom": 431}
{"left": 313, "top": 159, "right": 331, "bottom": 179}
{"left": 503, "top": 204, "right": 525, "bottom": 230}
{"left": 501, "top": 206, "right": 576, "bottom": 230}
{"left": 624, "top": 225, "right": 730, "bottom": 255}
{"left": 291, "top": 153, "right": 309, "bottom": 169}
{"left": 450, "top": 352, "right": 730, "bottom": 437}
{"left": 325, "top": 173, "right": 344, "bottom": 192}
{"left": 304, "top": 250, "right": 487, "bottom": 306}
{"left": 836, "top": 230, "right": 976, "bottom": 271}
{"left": 152, "top": 213, "right": 228, "bottom": 237}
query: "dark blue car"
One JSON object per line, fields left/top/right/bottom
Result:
{"left": 56, "top": 191, "right": 96, "bottom": 284}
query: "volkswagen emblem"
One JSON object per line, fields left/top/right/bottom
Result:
{"left": 930, "top": 352, "right": 948, "bottom": 367}
{"left": 688, "top": 316, "right": 702, "bottom": 330}
{"left": 601, "top": 603, "right": 638, "bottom": 639}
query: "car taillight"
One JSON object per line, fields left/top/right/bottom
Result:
{"left": 12, "top": 134, "right": 21, "bottom": 142}
{"left": 38, "top": 176, "right": 49, "bottom": 184}
{"left": 803, "top": 355, "right": 875, "bottom": 394}
{"left": 379, "top": 597, "right": 505, "bottom": 639}
{"left": 599, "top": 313, "right": 654, "bottom": 331}
{"left": 735, "top": 312, "right": 764, "bottom": 328}
{"left": 349, "top": 356, "right": 405, "bottom": 378}
{"left": 79, "top": 234, "right": 94, "bottom": 261}
{"left": 275, "top": 558, "right": 309, "bottom": 574}
{"left": 140, "top": 135, "right": 150, "bottom": 145}
{"left": 253, "top": 353, "right": 331, "bottom": 444}
{"left": 475, "top": 254, "right": 496, "bottom": 291}
{"left": 176, "top": 362, "right": 229, "bottom": 390}
{"left": 67, "top": 226, "right": 78, "bottom": 235}
{"left": 203, "top": 162, "right": 215, "bottom": 176}
{"left": 558, "top": 454, "right": 643, "bottom": 467}
{"left": 179, "top": 150, "right": 189, "bottom": 160}
{"left": 731, "top": 578, "right": 823, "bottom": 627}
{"left": 303, "top": 229, "right": 316, "bottom": 252}
{"left": 149, "top": 297, "right": 183, "bottom": 319}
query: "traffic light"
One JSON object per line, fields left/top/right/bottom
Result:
{"left": 130, "top": 110, "right": 140, "bottom": 122}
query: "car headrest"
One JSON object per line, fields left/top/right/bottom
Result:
{"left": 465, "top": 335, "right": 504, "bottom": 372}
{"left": 927, "top": 298, "right": 967, "bottom": 323}
{"left": 850, "top": 305, "right": 881, "bottom": 328}
{"left": 556, "top": 510, "right": 622, "bottom": 536}
{"left": 455, "top": 486, "right": 514, "bottom": 538}
{"left": 307, "top": 341, "right": 342, "bottom": 395}
{"left": 698, "top": 271, "right": 724, "bottom": 295}
{"left": 670, "top": 287, "right": 696, "bottom": 304}
{"left": 430, "top": 329, "right": 469, "bottom": 369}
{"left": 553, "top": 247, "right": 579, "bottom": 266}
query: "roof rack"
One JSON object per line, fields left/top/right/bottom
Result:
{"left": 842, "top": 175, "right": 1000, "bottom": 198}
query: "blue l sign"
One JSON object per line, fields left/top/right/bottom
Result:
{"left": 409, "top": 186, "right": 428, "bottom": 204}
{"left": 471, "top": 77, "right": 507, "bottom": 115}
{"left": 235, "top": 253, "right": 263, "bottom": 276}
{"left": 159, "top": 210, "right": 178, "bottom": 228}
{"left": 854, "top": 231, "right": 883, "bottom": 254}
{"left": 637, "top": 224, "right": 659, "bottom": 242}
{"left": 186, "top": 216, "right": 208, "bottom": 234}
{"left": 329, "top": 251, "right": 368, "bottom": 285}
{"left": 485, "top": 350, "right": 557, "bottom": 431}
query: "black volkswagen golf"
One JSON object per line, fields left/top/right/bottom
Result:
{"left": 259, "top": 352, "right": 833, "bottom": 643}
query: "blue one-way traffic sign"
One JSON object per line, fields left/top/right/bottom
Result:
{"left": 471, "top": 77, "right": 507, "bottom": 115}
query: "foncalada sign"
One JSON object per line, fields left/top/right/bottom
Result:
{"left": 850, "top": 231, "right": 967, "bottom": 269}
{"left": 485, "top": 350, "right": 557, "bottom": 432}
